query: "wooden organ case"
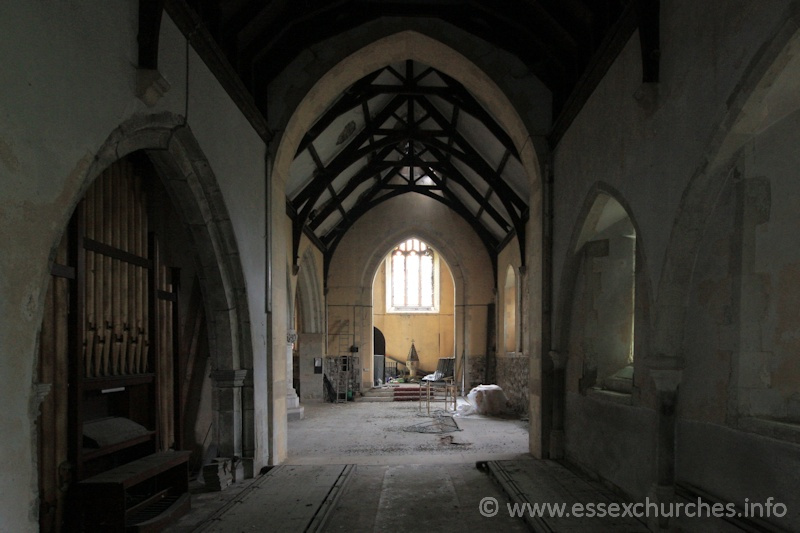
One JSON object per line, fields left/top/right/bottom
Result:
{"left": 37, "top": 157, "right": 190, "bottom": 532}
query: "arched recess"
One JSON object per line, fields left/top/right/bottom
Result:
{"left": 652, "top": 9, "right": 800, "bottom": 367}
{"left": 270, "top": 29, "right": 545, "bottom": 456}
{"left": 373, "top": 236, "right": 456, "bottom": 377}
{"left": 549, "top": 183, "right": 651, "bottom": 459}
{"left": 361, "top": 228, "right": 469, "bottom": 376}
{"left": 647, "top": 17, "right": 800, "bottom": 523}
{"left": 293, "top": 247, "right": 326, "bottom": 401}
{"left": 37, "top": 112, "right": 257, "bottom": 481}
{"left": 296, "top": 247, "right": 324, "bottom": 335}
{"left": 555, "top": 185, "right": 649, "bottom": 391}
{"left": 503, "top": 265, "right": 519, "bottom": 354}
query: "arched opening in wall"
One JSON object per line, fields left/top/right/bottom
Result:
{"left": 290, "top": 248, "right": 326, "bottom": 409}
{"left": 569, "top": 193, "right": 636, "bottom": 395}
{"left": 276, "top": 30, "right": 543, "bottom": 458}
{"left": 36, "top": 153, "right": 215, "bottom": 531}
{"left": 503, "top": 266, "right": 518, "bottom": 354}
{"left": 372, "top": 237, "right": 456, "bottom": 383}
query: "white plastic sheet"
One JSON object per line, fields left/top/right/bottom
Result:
{"left": 454, "top": 384, "right": 509, "bottom": 417}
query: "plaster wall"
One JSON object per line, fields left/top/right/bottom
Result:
{"left": 676, "top": 106, "right": 800, "bottom": 531}
{"left": 564, "top": 393, "right": 656, "bottom": 498}
{"left": 677, "top": 420, "right": 800, "bottom": 530}
{"left": 298, "top": 333, "right": 325, "bottom": 401}
{"left": 294, "top": 240, "right": 326, "bottom": 401}
{"left": 551, "top": 0, "right": 798, "bottom": 502}
{"left": 372, "top": 256, "right": 456, "bottom": 373}
{"left": 552, "top": 1, "right": 793, "bottom": 308}
{"left": 0, "top": 4, "right": 269, "bottom": 529}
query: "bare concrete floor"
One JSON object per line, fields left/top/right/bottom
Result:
{"left": 287, "top": 399, "right": 530, "bottom": 464}
{"left": 166, "top": 399, "right": 530, "bottom": 532}
{"left": 164, "top": 401, "right": 740, "bottom": 532}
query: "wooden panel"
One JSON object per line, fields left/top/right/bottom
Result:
{"left": 37, "top": 235, "right": 70, "bottom": 533}
{"left": 39, "top": 155, "right": 186, "bottom": 529}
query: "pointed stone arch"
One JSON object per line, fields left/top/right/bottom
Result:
{"left": 270, "top": 29, "right": 545, "bottom": 456}
{"left": 296, "top": 247, "right": 324, "bottom": 335}
{"left": 37, "top": 112, "right": 257, "bottom": 478}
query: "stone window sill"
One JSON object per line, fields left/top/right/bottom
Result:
{"left": 738, "top": 416, "right": 800, "bottom": 445}
{"left": 586, "top": 387, "right": 633, "bottom": 406}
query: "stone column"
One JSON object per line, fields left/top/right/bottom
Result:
{"left": 286, "top": 330, "right": 304, "bottom": 420}
{"left": 549, "top": 350, "right": 568, "bottom": 459}
{"left": 211, "top": 369, "right": 248, "bottom": 482}
{"left": 647, "top": 356, "right": 683, "bottom": 531}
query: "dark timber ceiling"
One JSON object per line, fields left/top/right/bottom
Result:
{"left": 286, "top": 61, "right": 530, "bottom": 265}
{"left": 178, "top": 0, "right": 659, "bottom": 120}
{"left": 157, "top": 0, "right": 660, "bottom": 276}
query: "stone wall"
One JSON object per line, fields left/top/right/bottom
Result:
{"left": 496, "top": 353, "right": 529, "bottom": 414}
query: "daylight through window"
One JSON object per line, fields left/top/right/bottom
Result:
{"left": 387, "top": 238, "right": 439, "bottom": 313}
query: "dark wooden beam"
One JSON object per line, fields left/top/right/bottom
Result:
{"left": 291, "top": 95, "right": 407, "bottom": 212}
{"left": 322, "top": 187, "right": 499, "bottom": 267}
{"left": 635, "top": 0, "right": 661, "bottom": 83}
{"left": 436, "top": 72, "right": 520, "bottom": 157}
{"left": 549, "top": 0, "right": 637, "bottom": 147}
{"left": 295, "top": 69, "right": 385, "bottom": 156}
{"left": 415, "top": 98, "right": 527, "bottom": 213}
{"left": 164, "top": 0, "right": 272, "bottom": 143}
{"left": 138, "top": 0, "right": 165, "bottom": 69}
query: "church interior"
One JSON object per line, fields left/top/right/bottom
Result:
{"left": 2, "top": 0, "right": 800, "bottom": 531}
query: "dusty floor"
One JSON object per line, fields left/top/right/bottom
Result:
{"left": 166, "top": 399, "right": 530, "bottom": 532}
{"left": 287, "top": 399, "right": 530, "bottom": 464}
{"left": 165, "top": 401, "right": 736, "bottom": 532}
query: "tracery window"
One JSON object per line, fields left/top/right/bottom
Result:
{"left": 386, "top": 238, "right": 439, "bottom": 313}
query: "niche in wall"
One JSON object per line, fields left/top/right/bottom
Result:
{"left": 36, "top": 153, "right": 211, "bottom": 531}
{"left": 503, "top": 265, "right": 518, "bottom": 354}
{"left": 373, "top": 237, "right": 455, "bottom": 374}
{"left": 570, "top": 193, "right": 636, "bottom": 395}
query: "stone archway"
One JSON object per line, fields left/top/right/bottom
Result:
{"left": 270, "top": 29, "right": 545, "bottom": 456}
{"left": 38, "top": 112, "right": 258, "bottom": 478}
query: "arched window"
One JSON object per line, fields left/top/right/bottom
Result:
{"left": 386, "top": 238, "right": 439, "bottom": 313}
{"left": 504, "top": 266, "right": 518, "bottom": 353}
{"left": 572, "top": 193, "right": 636, "bottom": 394}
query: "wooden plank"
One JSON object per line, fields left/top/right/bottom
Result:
{"left": 79, "top": 451, "right": 190, "bottom": 488}
{"left": 200, "top": 465, "right": 349, "bottom": 532}
{"left": 92, "top": 176, "right": 104, "bottom": 379}
{"left": 148, "top": 234, "right": 159, "bottom": 442}
{"left": 38, "top": 273, "right": 56, "bottom": 532}
{"left": 111, "top": 164, "right": 122, "bottom": 376}
{"left": 126, "top": 166, "right": 136, "bottom": 374}
{"left": 69, "top": 199, "right": 86, "bottom": 480}
{"left": 81, "top": 432, "right": 157, "bottom": 462}
{"left": 101, "top": 170, "right": 113, "bottom": 377}
{"left": 53, "top": 236, "right": 70, "bottom": 529}
{"left": 82, "top": 373, "right": 155, "bottom": 391}
{"left": 83, "top": 238, "right": 151, "bottom": 269}
{"left": 486, "top": 460, "right": 649, "bottom": 532}
{"left": 170, "top": 268, "right": 182, "bottom": 450}
{"left": 50, "top": 263, "right": 76, "bottom": 279}
{"left": 119, "top": 162, "right": 130, "bottom": 375}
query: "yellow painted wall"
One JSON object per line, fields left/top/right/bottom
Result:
{"left": 373, "top": 256, "right": 455, "bottom": 373}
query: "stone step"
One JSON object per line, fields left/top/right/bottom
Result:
{"left": 355, "top": 396, "right": 394, "bottom": 403}
{"left": 364, "top": 389, "right": 394, "bottom": 398}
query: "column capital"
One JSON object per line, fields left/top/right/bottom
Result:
{"left": 211, "top": 369, "right": 249, "bottom": 388}
{"left": 287, "top": 330, "right": 298, "bottom": 344}
{"left": 647, "top": 354, "right": 684, "bottom": 393}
